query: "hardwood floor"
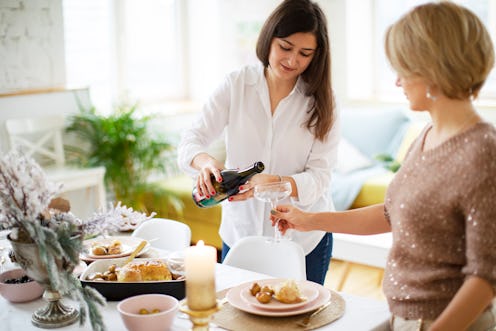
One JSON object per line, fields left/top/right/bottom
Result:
{"left": 324, "top": 259, "right": 386, "bottom": 301}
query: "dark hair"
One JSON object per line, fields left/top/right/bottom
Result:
{"left": 256, "top": 0, "right": 335, "bottom": 141}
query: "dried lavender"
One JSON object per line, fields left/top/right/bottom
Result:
{"left": 0, "top": 150, "right": 107, "bottom": 331}
{"left": 0, "top": 150, "right": 61, "bottom": 230}
{"left": 83, "top": 201, "right": 156, "bottom": 237}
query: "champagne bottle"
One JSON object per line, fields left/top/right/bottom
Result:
{"left": 192, "top": 161, "right": 265, "bottom": 208}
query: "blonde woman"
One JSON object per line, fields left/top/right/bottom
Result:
{"left": 272, "top": 2, "right": 496, "bottom": 330}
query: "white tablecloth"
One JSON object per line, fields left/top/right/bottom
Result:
{"left": 0, "top": 232, "right": 389, "bottom": 331}
{"left": 1, "top": 264, "right": 389, "bottom": 331}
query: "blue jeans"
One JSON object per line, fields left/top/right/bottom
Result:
{"left": 305, "top": 232, "right": 333, "bottom": 285}
{"left": 221, "top": 232, "right": 333, "bottom": 285}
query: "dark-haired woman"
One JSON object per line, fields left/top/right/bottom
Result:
{"left": 178, "top": 0, "right": 339, "bottom": 284}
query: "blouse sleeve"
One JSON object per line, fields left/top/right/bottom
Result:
{"left": 177, "top": 77, "right": 231, "bottom": 176}
{"left": 291, "top": 110, "right": 340, "bottom": 207}
{"left": 461, "top": 140, "right": 496, "bottom": 290}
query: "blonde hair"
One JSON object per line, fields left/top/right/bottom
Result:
{"left": 385, "top": 1, "right": 494, "bottom": 99}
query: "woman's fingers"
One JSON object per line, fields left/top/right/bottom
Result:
{"left": 278, "top": 219, "right": 289, "bottom": 234}
{"left": 270, "top": 205, "right": 291, "bottom": 225}
{"left": 229, "top": 188, "right": 253, "bottom": 201}
{"left": 271, "top": 205, "right": 291, "bottom": 215}
{"left": 212, "top": 168, "right": 222, "bottom": 184}
{"left": 197, "top": 167, "right": 217, "bottom": 198}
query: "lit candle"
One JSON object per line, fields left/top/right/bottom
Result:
{"left": 185, "top": 240, "right": 217, "bottom": 310}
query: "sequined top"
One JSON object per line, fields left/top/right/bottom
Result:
{"left": 383, "top": 122, "right": 496, "bottom": 320}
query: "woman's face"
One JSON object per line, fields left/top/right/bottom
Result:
{"left": 396, "top": 74, "right": 430, "bottom": 111}
{"left": 267, "top": 32, "right": 317, "bottom": 83}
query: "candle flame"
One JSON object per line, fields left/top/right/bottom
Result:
{"left": 197, "top": 240, "right": 205, "bottom": 247}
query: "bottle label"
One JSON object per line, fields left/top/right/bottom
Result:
{"left": 193, "top": 191, "right": 205, "bottom": 201}
{"left": 192, "top": 161, "right": 265, "bottom": 208}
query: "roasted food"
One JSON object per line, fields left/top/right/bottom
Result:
{"left": 117, "top": 260, "right": 172, "bottom": 282}
{"left": 273, "top": 279, "right": 305, "bottom": 304}
{"left": 86, "top": 264, "right": 118, "bottom": 281}
{"left": 261, "top": 285, "right": 274, "bottom": 296}
{"left": 250, "top": 282, "right": 261, "bottom": 296}
{"left": 91, "top": 239, "right": 122, "bottom": 256}
{"left": 85, "top": 260, "right": 173, "bottom": 282}
{"left": 255, "top": 291, "right": 272, "bottom": 304}
{"left": 249, "top": 280, "right": 306, "bottom": 304}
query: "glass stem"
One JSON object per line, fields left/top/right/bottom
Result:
{"left": 271, "top": 200, "right": 281, "bottom": 242}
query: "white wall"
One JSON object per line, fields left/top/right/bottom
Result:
{"left": 0, "top": 0, "right": 66, "bottom": 94}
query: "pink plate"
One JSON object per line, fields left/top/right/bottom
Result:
{"left": 80, "top": 236, "right": 150, "bottom": 262}
{"left": 240, "top": 279, "right": 320, "bottom": 311}
{"left": 227, "top": 279, "right": 331, "bottom": 317}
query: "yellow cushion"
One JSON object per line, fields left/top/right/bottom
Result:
{"left": 350, "top": 172, "right": 395, "bottom": 209}
{"left": 350, "top": 121, "right": 426, "bottom": 209}
{"left": 156, "top": 175, "right": 223, "bottom": 249}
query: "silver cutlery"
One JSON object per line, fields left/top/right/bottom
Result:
{"left": 297, "top": 300, "right": 331, "bottom": 327}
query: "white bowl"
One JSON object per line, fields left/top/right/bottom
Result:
{"left": 0, "top": 268, "right": 44, "bottom": 303}
{"left": 117, "top": 294, "right": 179, "bottom": 331}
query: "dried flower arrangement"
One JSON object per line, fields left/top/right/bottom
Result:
{"left": 0, "top": 150, "right": 155, "bottom": 331}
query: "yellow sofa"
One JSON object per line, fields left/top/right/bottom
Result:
{"left": 157, "top": 175, "right": 223, "bottom": 249}
{"left": 350, "top": 121, "right": 424, "bottom": 209}
{"left": 156, "top": 110, "right": 424, "bottom": 249}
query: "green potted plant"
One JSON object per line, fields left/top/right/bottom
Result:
{"left": 374, "top": 153, "right": 401, "bottom": 173}
{"left": 65, "top": 103, "right": 182, "bottom": 214}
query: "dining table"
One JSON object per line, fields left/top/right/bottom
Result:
{"left": 0, "top": 233, "right": 390, "bottom": 331}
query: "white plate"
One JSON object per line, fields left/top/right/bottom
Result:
{"left": 73, "top": 261, "right": 88, "bottom": 277}
{"left": 240, "top": 279, "right": 319, "bottom": 311}
{"left": 80, "top": 236, "right": 150, "bottom": 262}
{"left": 227, "top": 279, "right": 331, "bottom": 317}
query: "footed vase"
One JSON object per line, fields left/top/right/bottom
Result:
{"left": 8, "top": 234, "right": 79, "bottom": 329}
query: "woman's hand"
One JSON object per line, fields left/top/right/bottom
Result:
{"left": 228, "top": 173, "right": 283, "bottom": 202}
{"left": 270, "top": 205, "right": 314, "bottom": 234}
{"left": 195, "top": 156, "right": 224, "bottom": 199}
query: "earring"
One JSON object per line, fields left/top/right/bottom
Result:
{"left": 426, "top": 86, "right": 437, "bottom": 101}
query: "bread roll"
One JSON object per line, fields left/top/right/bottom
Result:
{"left": 117, "top": 260, "right": 172, "bottom": 282}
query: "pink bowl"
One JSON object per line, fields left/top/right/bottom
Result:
{"left": 117, "top": 294, "right": 179, "bottom": 331}
{"left": 0, "top": 268, "right": 44, "bottom": 303}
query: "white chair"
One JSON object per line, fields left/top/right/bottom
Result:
{"left": 223, "top": 236, "right": 307, "bottom": 280}
{"left": 132, "top": 218, "right": 192, "bottom": 251}
{"left": 4, "top": 115, "right": 106, "bottom": 217}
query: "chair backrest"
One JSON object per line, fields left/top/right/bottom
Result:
{"left": 132, "top": 218, "right": 192, "bottom": 252}
{"left": 5, "top": 115, "right": 66, "bottom": 167}
{"left": 223, "top": 236, "right": 307, "bottom": 280}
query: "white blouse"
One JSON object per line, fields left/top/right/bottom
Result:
{"left": 178, "top": 64, "right": 340, "bottom": 254}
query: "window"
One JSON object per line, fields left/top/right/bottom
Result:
{"left": 118, "top": 0, "right": 185, "bottom": 103}
{"left": 346, "top": 0, "right": 496, "bottom": 105}
{"left": 63, "top": 0, "right": 184, "bottom": 112}
{"left": 63, "top": 0, "right": 496, "bottom": 113}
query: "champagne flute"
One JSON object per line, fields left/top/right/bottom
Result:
{"left": 253, "top": 181, "right": 292, "bottom": 243}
